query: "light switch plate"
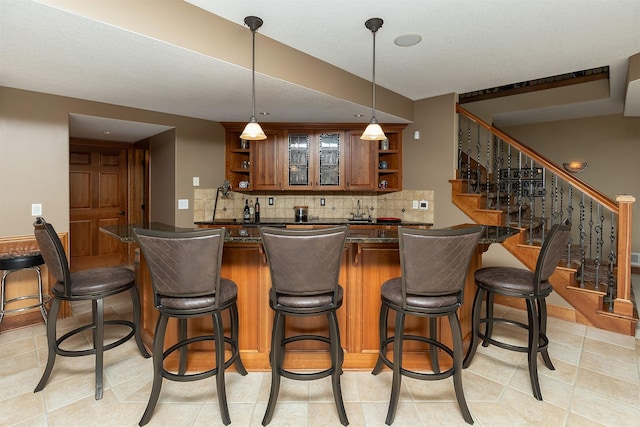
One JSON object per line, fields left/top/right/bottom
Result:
{"left": 178, "top": 199, "right": 189, "bottom": 209}
{"left": 193, "top": 177, "right": 199, "bottom": 186}
{"left": 32, "top": 203, "right": 42, "bottom": 216}
{"left": 412, "top": 200, "right": 419, "bottom": 209}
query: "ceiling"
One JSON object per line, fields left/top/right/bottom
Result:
{"left": 1, "top": 0, "right": 639, "bottom": 142}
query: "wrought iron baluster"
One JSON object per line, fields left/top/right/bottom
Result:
{"left": 517, "top": 151, "right": 523, "bottom": 228}
{"left": 594, "top": 204, "right": 603, "bottom": 290}
{"left": 579, "top": 194, "right": 586, "bottom": 288}
{"left": 485, "top": 132, "right": 491, "bottom": 208}
{"left": 540, "top": 167, "right": 546, "bottom": 242}
{"left": 607, "top": 211, "right": 617, "bottom": 312}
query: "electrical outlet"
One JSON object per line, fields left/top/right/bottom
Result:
{"left": 31, "top": 203, "right": 42, "bottom": 216}
{"left": 193, "top": 177, "right": 199, "bottom": 186}
{"left": 419, "top": 200, "right": 429, "bottom": 210}
{"left": 320, "top": 198, "right": 325, "bottom": 206}
{"left": 412, "top": 200, "right": 419, "bottom": 209}
{"left": 268, "top": 197, "right": 274, "bottom": 206}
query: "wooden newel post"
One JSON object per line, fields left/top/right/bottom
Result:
{"left": 614, "top": 195, "right": 635, "bottom": 317}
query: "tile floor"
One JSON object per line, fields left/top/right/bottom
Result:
{"left": 1, "top": 288, "right": 640, "bottom": 427}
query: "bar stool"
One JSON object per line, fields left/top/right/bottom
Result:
{"left": 133, "top": 227, "right": 247, "bottom": 426}
{"left": 464, "top": 221, "right": 571, "bottom": 401}
{"left": 33, "top": 217, "right": 150, "bottom": 400}
{"left": 0, "top": 250, "right": 50, "bottom": 330}
{"left": 259, "top": 226, "right": 349, "bottom": 426}
{"left": 372, "top": 226, "right": 484, "bottom": 425}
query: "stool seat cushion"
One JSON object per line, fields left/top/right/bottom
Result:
{"left": 273, "top": 286, "right": 343, "bottom": 309}
{"left": 0, "top": 252, "right": 44, "bottom": 270}
{"left": 54, "top": 266, "right": 135, "bottom": 296}
{"left": 381, "top": 278, "right": 459, "bottom": 309}
{"left": 474, "top": 266, "right": 552, "bottom": 295}
{"left": 159, "top": 279, "right": 238, "bottom": 310}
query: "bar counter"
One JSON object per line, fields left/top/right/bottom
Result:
{"left": 100, "top": 222, "right": 519, "bottom": 372}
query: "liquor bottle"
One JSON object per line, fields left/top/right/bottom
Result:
{"left": 254, "top": 198, "right": 260, "bottom": 223}
{"left": 243, "top": 199, "right": 251, "bottom": 222}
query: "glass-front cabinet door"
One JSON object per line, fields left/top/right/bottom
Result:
{"left": 283, "top": 131, "right": 345, "bottom": 190}
{"left": 318, "top": 132, "right": 341, "bottom": 187}
{"left": 287, "top": 133, "right": 310, "bottom": 187}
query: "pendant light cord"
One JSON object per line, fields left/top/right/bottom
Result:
{"left": 251, "top": 27, "right": 257, "bottom": 120}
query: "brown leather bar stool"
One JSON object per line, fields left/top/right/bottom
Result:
{"left": 33, "top": 217, "right": 150, "bottom": 400}
{"left": 0, "top": 250, "right": 50, "bottom": 330}
{"left": 372, "top": 225, "right": 484, "bottom": 425}
{"left": 133, "top": 227, "right": 247, "bottom": 426}
{"left": 464, "top": 221, "right": 571, "bottom": 401}
{"left": 259, "top": 225, "right": 349, "bottom": 426}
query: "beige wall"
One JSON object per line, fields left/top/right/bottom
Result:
{"left": 403, "top": 93, "right": 469, "bottom": 228}
{"left": 0, "top": 87, "right": 224, "bottom": 236}
{"left": 504, "top": 115, "right": 640, "bottom": 254}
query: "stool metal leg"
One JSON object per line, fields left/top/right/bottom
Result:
{"left": 93, "top": 298, "right": 105, "bottom": 400}
{"left": 372, "top": 302, "right": 390, "bottom": 375}
{"left": 262, "top": 311, "right": 285, "bottom": 426}
{"left": 34, "top": 298, "right": 61, "bottom": 393}
{"left": 328, "top": 311, "right": 348, "bottom": 426}
{"left": 34, "top": 266, "right": 48, "bottom": 324}
{"left": 386, "top": 310, "right": 405, "bottom": 426}
{"left": 213, "top": 311, "right": 231, "bottom": 426}
{"left": 140, "top": 314, "right": 169, "bottom": 426}
{"left": 449, "top": 311, "right": 473, "bottom": 424}
{"left": 229, "top": 303, "right": 248, "bottom": 375}
{"left": 0, "top": 270, "right": 9, "bottom": 327}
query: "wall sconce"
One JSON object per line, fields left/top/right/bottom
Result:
{"left": 563, "top": 161, "right": 589, "bottom": 173}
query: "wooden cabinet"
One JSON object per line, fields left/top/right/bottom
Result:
{"left": 375, "top": 129, "right": 402, "bottom": 192}
{"left": 223, "top": 123, "right": 404, "bottom": 193}
{"left": 225, "top": 129, "right": 252, "bottom": 191}
{"left": 345, "top": 131, "right": 375, "bottom": 191}
{"left": 253, "top": 130, "right": 283, "bottom": 191}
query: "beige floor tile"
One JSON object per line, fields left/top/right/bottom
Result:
{"left": 47, "top": 389, "right": 146, "bottom": 427}
{"left": 508, "top": 362, "right": 574, "bottom": 409}
{"left": 570, "top": 386, "right": 640, "bottom": 426}
{"left": 586, "top": 326, "right": 637, "bottom": 350}
{"left": 583, "top": 337, "right": 638, "bottom": 366}
{"left": 252, "top": 401, "right": 308, "bottom": 426}
{"left": 0, "top": 350, "right": 38, "bottom": 377}
{"left": 463, "top": 351, "right": 520, "bottom": 385}
{"left": 2, "top": 302, "right": 639, "bottom": 426}
{"left": 0, "top": 367, "right": 42, "bottom": 402}
{"left": 361, "top": 401, "right": 420, "bottom": 426}
{"left": 0, "top": 391, "right": 45, "bottom": 425}
{"left": 414, "top": 401, "right": 473, "bottom": 426}
{"left": 355, "top": 371, "right": 411, "bottom": 402}
{"left": 192, "top": 402, "right": 256, "bottom": 427}
{"left": 574, "top": 367, "right": 640, "bottom": 408}
{"left": 579, "top": 350, "right": 639, "bottom": 384}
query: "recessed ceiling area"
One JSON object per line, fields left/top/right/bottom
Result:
{"left": 1, "top": 0, "right": 638, "bottom": 137}
{"left": 69, "top": 115, "right": 174, "bottom": 143}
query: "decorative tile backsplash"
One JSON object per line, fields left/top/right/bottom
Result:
{"left": 194, "top": 189, "right": 434, "bottom": 223}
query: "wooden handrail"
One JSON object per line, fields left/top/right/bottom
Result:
{"left": 456, "top": 104, "right": 618, "bottom": 212}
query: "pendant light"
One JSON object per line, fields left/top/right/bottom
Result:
{"left": 361, "top": 17, "right": 387, "bottom": 141}
{"left": 240, "top": 16, "right": 267, "bottom": 141}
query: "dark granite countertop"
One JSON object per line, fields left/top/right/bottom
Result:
{"left": 195, "top": 218, "right": 432, "bottom": 227}
{"left": 100, "top": 222, "right": 518, "bottom": 245}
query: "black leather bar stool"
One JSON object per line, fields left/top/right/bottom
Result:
{"left": 372, "top": 225, "right": 483, "bottom": 425}
{"left": 133, "top": 227, "right": 247, "bottom": 426}
{"left": 33, "top": 217, "right": 150, "bottom": 400}
{"left": 0, "top": 250, "right": 50, "bottom": 329}
{"left": 464, "top": 221, "right": 571, "bottom": 401}
{"left": 259, "top": 226, "right": 349, "bottom": 426}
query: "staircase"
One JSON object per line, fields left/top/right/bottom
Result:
{"left": 452, "top": 105, "right": 637, "bottom": 335}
